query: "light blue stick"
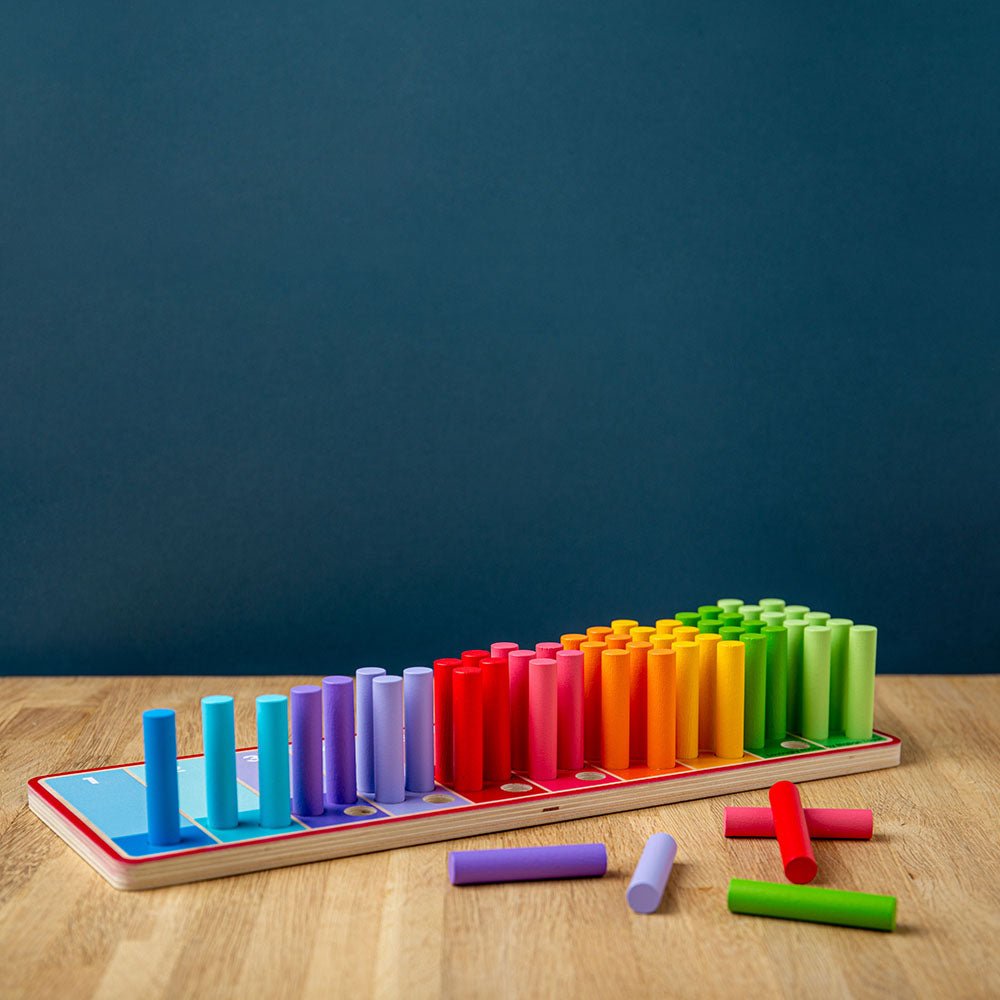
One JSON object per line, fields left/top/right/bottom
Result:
{"left": 202, "top": 695, "right": 238, "bottom": 829}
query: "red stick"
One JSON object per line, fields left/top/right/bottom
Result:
{"left": 482, "top": 658, "right": 511, "bottom": 783}
{"left": 452, "top": 666, "right": 484, "bottom": 792}
{"left": 433, "top": 657, "right": 461, "bottom": 784}
{"left": 461, "top": 649, "right": 489, "bottom": 670}
{"left": 725, "top": 806, "right": 873, "bottom": 840}
{"left": 769, "top": 780, "right": 818, "bottom": 883}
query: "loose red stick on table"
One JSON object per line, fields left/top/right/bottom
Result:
{"left": 768, "top": 780, "right": 818, "bottom": 884}
{"left": 725, "top": 806, "right": 873, "bottom": 840}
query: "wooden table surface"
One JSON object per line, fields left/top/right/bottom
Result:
{"left": 1, "top": 675, "right": 998, "bottom": 1000}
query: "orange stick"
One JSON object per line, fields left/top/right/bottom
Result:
{"left": 580, "top": 640, "right": 606, "bottom": 762}
{"left": 647, "top": 648, "right": 677, "bottom": 769}
{"left": 696, "top": 633, "right": 722, "bottom": 752}
{"left": 674, "top": 641, "right": 700, "bottom": 759}
{"left": 627, "top": 641, "right": 652, "bottom": 763}
{"left": 601, "top": 648, "right": 630, "bottom": 770}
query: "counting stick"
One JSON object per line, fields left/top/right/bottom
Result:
{"left": 490, "top": 642, "right": 517, "bottom": 663}
{"left": 769, "top": 780, "right": 817, "bottom": 883}
{"left": 630, "top": 626, "right": 656, "bottom": 645}
{"left": 291, "top": 685, "right": 324, "bottom": 816}
{"left": 738, "top": 604, "right": 762, "bottom": 621}
{"left": 827, "top": 618, "right": 854, "bottom": 733}
{"left": 725, "top": 807, "right": 873, "bottom": 840}
{"left": 626, "top": 833, "right": 678, "bottom": 913}
{"left": 143, "top": 708, "right": 181, "bottom": 846}
{"left": 728, "top": 879, "right": 896, "bottom": 931}
{"left": 323, "top": 675, "right": 357, "bottom": 806}
{"left": 759, "top": 598, "right": 786, "bottom": 612}
{"left": 785, "top": 619, "right": 807, "bottom": 732}
{"left": 256, "top": 695, "right": 291, "bottom": 829}
{"left": 802, "top": 625, "right": 832, "bottom": 741}
{"left": 373, "top": 676, "right": 405, "bottom": 804}
{"left": 741, "top": 634, "right": 767, "bottom": 751}
{"left": 675, "top": 612, "right": 700, "bottom": 629}
{"left": 845, "top": 625, "right": 878, "bottom": 740}
{"left": 783, "top": 605, "right": 810, "bottom": 621}
{"left": 601, "top": 648, "right": 630, "bottom": 769}
{"left": 627, "top": 641, "right": 651, "bottom": 761}
{"left": 763, "top": 625, "right": 787, "bottom": 742}
{"left": 528, "top": 658, "right": 558, "bottom": 781}
{"left": 695, "top": 633, "right": 721, "bottom": 752}
{"left": 655, "top": 618, "right": 681, "bottom": 634}
{"left": 674, "top": 641, "right": 699, "bottom": 759}
{"left": 717, "top": 598, "right": 743, "bottom": 616}
{"left": 646, "top": 649, "right": 676, "bottom": 769}
{"left": 403, "top": 667, "right": 435, "bottom": 794}
{"left": 605, "top": 634, "right": 629, "bottom": 650}
{"left": 508, "top": 650, "right": 533, "bottom": 771}
{"left": 586, "top": 626, "right": 613, "bottom": 643}
{"left": 611, "top": 618, "right": 638, "bottom": 636}
{"left": 536, "top": 641, "right": 562, "bottom": 661}
{"left": 556, "top": 649, "right": 584, "bottom": 772}
{"left": 698, "top": 605, "right": 722, "bottom": 621}
{"left": 560, "top": 633, "right": 586, "bottom": 651}
{"left": 482, "top": 658, "right": 511, "bottom": 783}
{"left": 202, "top": 696, "right": 238, "bottom": 830}
{"left": 580, "top": 640, "right": 606, "bottom": 761}
{"left": 356, "top": 667, "right": 386, "bottom": 795}
{"left": 448, "top": 844, "right": 607, "bottom": 885}
{"left": 453, "top": 666, "right": 484, "bottom": 792}
{"left": 715, "top": 640, "right": 745, "bottom": 759}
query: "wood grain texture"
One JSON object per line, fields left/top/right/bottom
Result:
{"left": 1, "top": 675, "right": 997, "bottom": 1000}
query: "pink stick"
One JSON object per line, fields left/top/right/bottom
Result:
{"left": 556, "top": 649, "right": 584, "bottom": 772}
{"left": 724, "top": 806, "right": 873, "bottom": 840}
{"left": 528, "top": 657, "right": 558, "bottom": 781}
{"left": 508, "top": 650, "right": 533, "bottom": 772}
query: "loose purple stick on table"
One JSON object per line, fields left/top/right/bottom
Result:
{"left": 626, "top": 833, "right": 678, "bottom": 913}
{"left": 373, "top": 675, "right": 405, "bottom": 804}
{"left": 448, "top": 843, "right": 607, "bottom": 885}
{"left": 403, "top": 667, "right": 434, "bottom": 793}
{"left": 322, "top": 675, "right": 357, "bottom": 806}
{"left": 291, "top": 685, "right": 324, "bottom": 816}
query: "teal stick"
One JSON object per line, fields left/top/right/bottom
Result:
{"left": 202, "top": 695, "right": 238, "bottom": 830}
{"left": 257, "top": 694, "right": 292, "bottom": 829}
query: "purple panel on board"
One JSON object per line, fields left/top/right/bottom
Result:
{"left": 323, "top": 675, "right": 357, "bottom": 806}
{"left": 291, "top": 685, "right": 324, "bottom": 816}
{"left": 448, "top": 843, "right": 608, "bottom": 885}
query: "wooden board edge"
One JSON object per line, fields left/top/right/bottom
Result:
{"left": 29, "top": 740, "right": 900, "bottom": 890}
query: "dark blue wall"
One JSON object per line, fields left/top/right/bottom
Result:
{"left": 3, "top": 4, "right": 998, "bottom": 675}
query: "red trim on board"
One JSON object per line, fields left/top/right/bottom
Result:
{"left": 29, "top": 730, "right": 900, "bottom": 868}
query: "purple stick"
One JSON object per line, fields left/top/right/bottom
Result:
{"left": 403, "top": 667, "right": 434, "bottom": 793}
{"left": 373, "top": 675, "right": 405, "bottom": 804}
{"left": 356, "top": 666, "right": 386, "bottom": 795}
{"left": 448, "top": 844, "right": 607, "bottom": 885}
{"left": 626, "top": 833, "right": 678, "bottom": 913}
{"left": 291, "top": 685, "right": 324, "bottom": 816}
{"left": 322, "top": 675, "right": 356, "bottom": 806}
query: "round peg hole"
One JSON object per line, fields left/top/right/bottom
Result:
{"left": 422, "top": 793, "right": 455, "bottom": 804}
{"left": 780, "top": 740, "right": 810, "bottom": 750}
{"left": 500, "top": 783, "right": 533, "bottom": 793}
{"left": 343, "top": 805, "right": 378, "bottom": 816}
{"left": 575, "top": 771, "right": 606, "bottom": 781}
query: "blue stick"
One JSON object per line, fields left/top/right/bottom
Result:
{"left": 143, "top": 708, "right": 181, "bottom": 846}
{"left": 202, "top": 695, "right": 238, "bottom": 829}
{"left": 256, "top": 695, "right": 291, "bottom": 828}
